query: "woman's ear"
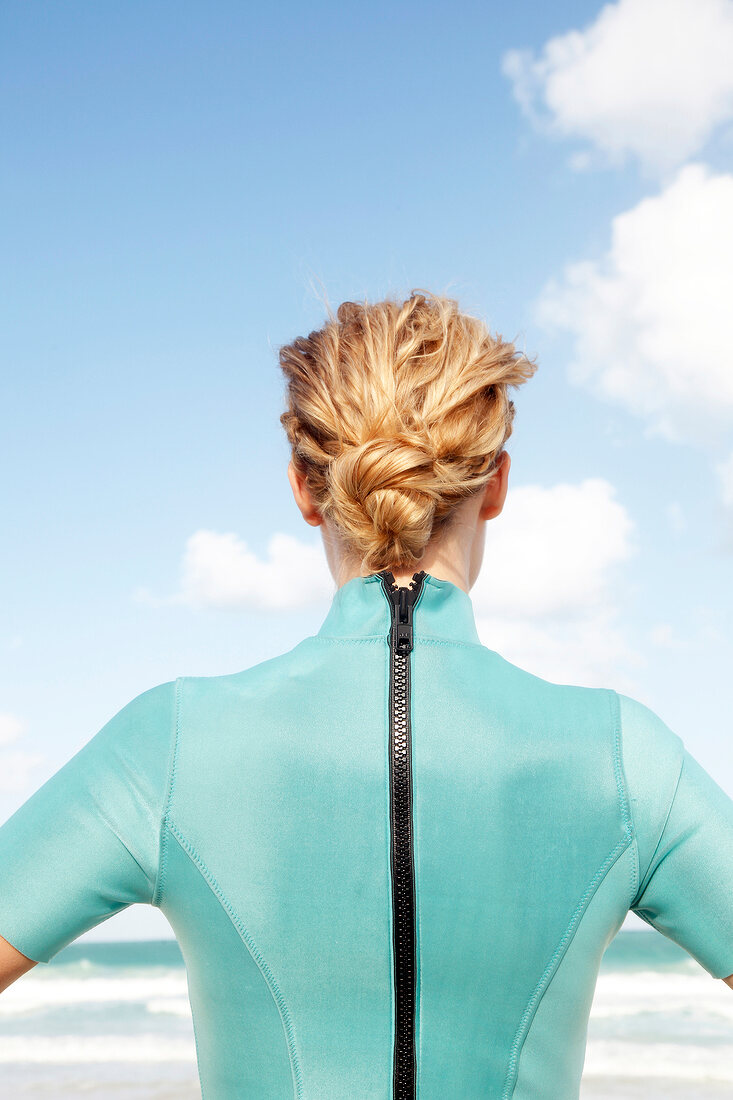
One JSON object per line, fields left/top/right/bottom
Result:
{"left": 287, "top": 460, "right": 324, "bottom": 528}
{"left": 478, "top": 450, "right": 511, "bottom": 522}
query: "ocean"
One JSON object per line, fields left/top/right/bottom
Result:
{"left": 0, "top": 929, "right": 731, "bottom": 1098}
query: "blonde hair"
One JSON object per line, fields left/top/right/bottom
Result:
{"left": 278, "top": 288, "right": 538, "bottom": 574}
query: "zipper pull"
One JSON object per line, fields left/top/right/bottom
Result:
{"left": 378, "top": 570, "right": 427, "bottom": 656}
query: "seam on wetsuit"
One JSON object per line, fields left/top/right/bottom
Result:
{"left": 311, "top": 634, "right": 486, "bottom": 651}
{"left": 608, "top": 688, "right": 637, "bottom": 906}
{"left": 166, "top": 819, "right": 304, "bottom": 1100}
{"left": 408, "top": 636, "right": 486, "bottom": 650}
{"left": 631, "top": 751, "right": 685, "bottom": 909}
{"left": 501, "top": 687, "right": 635, "bottom": 1099}
{"left": 152, "top": 675, "right": 183, "bottom": 909}
{"left": 309, "top": 635, "right": 384, "bottom": 645}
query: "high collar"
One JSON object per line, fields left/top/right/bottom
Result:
{"left": 316, "top": 572, "right": 482, "bottom": 647}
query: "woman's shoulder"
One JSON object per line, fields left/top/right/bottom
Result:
{"left": 616, "top": 690, "right": 685, "bottom": 794}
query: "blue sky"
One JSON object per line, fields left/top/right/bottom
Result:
{"left": 2, "top": 0, "right": 733, "bottom": 943}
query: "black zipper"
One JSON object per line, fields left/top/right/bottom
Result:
{"left": 377, "top": 568, "right": 427, "bottom": 1100}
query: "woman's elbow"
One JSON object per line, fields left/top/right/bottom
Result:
{"left": 0, "top": 931, "right": 38, "bottom": 993}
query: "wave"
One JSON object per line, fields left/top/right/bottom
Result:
{"left": 589, "top": 969, "right": 733, "bottom": 1021}
{"left": 0, "top": 1035, "right": 197, "bottom": 1063}
{"left": 0, "top": 975, "right": 190, "bottom": 1016}
{"left": 584, "top": 1039, "right": 733, "bottom": 1081}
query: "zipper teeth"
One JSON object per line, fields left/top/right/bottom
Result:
{"left": 378, "top": 569, "right": 425, "bottom": 1100}
{"left": 391, "top": 643, "right": 416, "bottom": 1098}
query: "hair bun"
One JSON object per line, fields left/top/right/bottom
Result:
{"left": 326, "top": 435, "right": 440, "bottom": 568}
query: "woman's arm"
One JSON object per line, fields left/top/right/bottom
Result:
{"left": 0, "top": 932, "right": 37, "bottom": 993}
{"left": 0, "top": 680, "right": 176, "bottom": 967}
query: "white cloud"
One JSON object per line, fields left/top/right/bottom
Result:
{"left": 476, "top": 607, "right": 643, "bottom": 690}
{"left": 156, "top": 530, "right": 334, "bottom": 611}
{"left": 502, "top": 0, "right": 733, "bottom": 174}
{"left": 471, "top": 478, "right": 640, "bottom": 686}
{"left": 534, "top": 162, "right": 733, "bottom": 448}
{"left": 0, "top": 714, "right": 46, "bottom": 797}
{"left": 477, "top": 478, "right": 636, "bottom": 618}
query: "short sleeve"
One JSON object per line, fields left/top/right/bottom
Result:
{"left": 0, "top": 679, "right": 176, "bottom": 964}
{"left": 619, "top": 691, "right": 733, "bottom": 980}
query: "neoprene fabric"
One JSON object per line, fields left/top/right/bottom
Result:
{"left": 1, "top": 573, "right": 732, "bottom": 1098}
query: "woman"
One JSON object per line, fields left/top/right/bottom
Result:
{"left": 0, "top": 289, "right": 732, "bottom": 1098}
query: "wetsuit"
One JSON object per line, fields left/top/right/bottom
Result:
{"left": 1, "top": 571, "right": 732, "bottom": 1098}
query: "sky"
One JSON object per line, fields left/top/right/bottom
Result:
{"left": 2, "top": 0, "right": 733, "bottom": 944}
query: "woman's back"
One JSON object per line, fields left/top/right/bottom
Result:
{"left": 3, "top": 291, "right": 733, "bottom": 1096}
{"left": 2, "top": 570, "right": 732, "bottom": 1098}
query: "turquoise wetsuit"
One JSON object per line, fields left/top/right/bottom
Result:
{"left": 1, "top": 572, "right": 733, "bottom": 1098}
